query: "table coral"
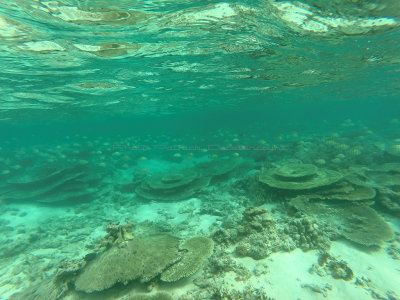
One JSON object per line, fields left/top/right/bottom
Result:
{"left": 75, "top": 235, "right": 180, "bottom": 292}
{"left": 259, "top": 163, "right": 342, "bottom": 190}
{"left": 161, "top": 237, "right": 214, "bottom": 282}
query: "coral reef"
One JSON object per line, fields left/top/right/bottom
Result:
{"left": 135, "top": 169, "right": 211, "bottom": 201}
{"left": 3, "top": 127, "right": 400, "bottom": 299}
{"left": 9, "top": 277, "right": 65, "bottom": 300}
{"left": 73, "top": 231, "right": 213, "bottom": 292}
{"left": 258, "top": 162, "right": 379, "bottom": 206}
{"left": 136, "top": 157, "right": 241, "bottom": 201}
{"left": 9, "top": 255, "right": 92, "bottom": 300}
{"left": 291, "top": 196, "right": 393, "bottom": 247}
{"left": 304, "top": 180, "right": 376, "bottom": 202}
{"left": 212, "top": 206, "right": 331, "bottom": 261}
{"left": 196, "top": 156, "right": 241, "bottom": 177}
{"left": 75, "top": 235, "right": 180, "bottom": 292}
{"left": 234, "top": 207, "right": 295, "bottom": 259}
{"left": 367, "top": 164, "right": 400, "bottom": 215}
{"left": 234, "top": 173, "right": 275, "bottom": 204}
{"left": 161, "top": 237, "right": 214, "bottom": 282}
{"left": 259, "top": 163, "right": 342, "bottom": 190}
{"left": 285, "top": 217, "right": 332, "bottom": 251}
{"left": 1, "top": 162, "right": 105, "bottom": 203}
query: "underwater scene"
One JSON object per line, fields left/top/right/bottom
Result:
{"left": 1, "top": 0, "right": 400, "bottom": 299}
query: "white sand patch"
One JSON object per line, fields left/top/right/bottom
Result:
{"left": 331, "top": 241, "right": 400, "bottom": 297}
{"left": 211, "top": 239, "right": 399, "bottom": 300}
{"left": 134, "top": 198, "right": 218, "bottom": 234}
{"left": 261, "top": 248, "right": 370, "bottom": 300}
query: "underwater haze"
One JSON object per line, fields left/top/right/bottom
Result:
{"left": 1, "top": 0, "right": 400, "bottom": 299}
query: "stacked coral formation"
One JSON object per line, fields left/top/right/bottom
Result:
{"left": 1, "top": 162, "right": 104, "bottom": 203}
{"left": 259, "top": 163, "right": 342, "bottom": 190}
{"left": 258, "top": 162, "right": 393, "bottom": 247}
{"left": 291, "top": 196, "right": 393, "bottom": 247}
{"left": 367, "top": 163, "right": 400, "bottom": 215}
{"left": 136, "top": 157, "right": 241, "bottom": 201}
{"left": 135, "top": 169, "right": 211, "bottom": 201}
{"left": 259, "top": 162, "right": 376, "bottom": 204}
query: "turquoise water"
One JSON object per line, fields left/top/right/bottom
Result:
{"left": 1, "top": 1, "right": 400, "bottom": 299}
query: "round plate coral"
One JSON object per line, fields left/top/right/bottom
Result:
{"left": 259, "top": 164, "right": 342, "bottom": 190}
{"left": 274, "top": 163, "right": 318, "bottom": 181}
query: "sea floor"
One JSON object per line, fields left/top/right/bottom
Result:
{"left": 1, "top": 191, "right": 399, "bottom": 300}
{"left": 1, "top": 123, "right": 400, "bottom": 299}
